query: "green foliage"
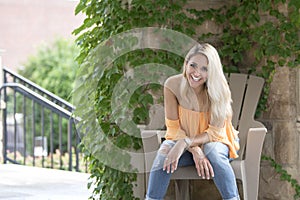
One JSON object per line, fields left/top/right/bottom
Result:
{"left": 262, "top": 156, "right": 300, "bottom": 199}
{"left": 190, "top": 0, "right": 300, "bottom": 116}
{"left": 19, "top": 38, "right": 79, "bottom": 101}
{"left": 73, "top": 1, "right": 194, "bottom": 199}
{"left": 17, "top": 38, "right": 79, "bottom": 155}
{"left": 82, "top": 147, "right": 138, "bottom": 200}
{"left": 73, "top": 0, "right": 299, "bottom": 199}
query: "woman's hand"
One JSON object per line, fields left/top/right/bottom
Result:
{"left": 190, "top": 146, "right": 214, "bottom": 179}
{"left": 163, "top": 139, "right": 186, "bottom": 173}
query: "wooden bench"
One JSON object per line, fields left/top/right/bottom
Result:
{"left": 141, "top": 73, "right": 267, "bottom": 200}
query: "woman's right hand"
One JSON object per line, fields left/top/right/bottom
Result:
{"left": 189, "top": 146, "right": 214, "bottom": 179}
{"left": 163, "top": 139, "right": 187, "bottom": 173}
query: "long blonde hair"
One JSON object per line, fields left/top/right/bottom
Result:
{"left": 181, "top": 43, "right": 232, "bottom": 124}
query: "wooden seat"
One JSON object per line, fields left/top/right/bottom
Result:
{"left": 141, "top": 73, "right": 267, "bottom": 200}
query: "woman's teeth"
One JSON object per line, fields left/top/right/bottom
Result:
{"left": 191, "top": 75, "right": 201, "bottom": 81}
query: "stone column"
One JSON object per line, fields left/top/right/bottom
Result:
{"left": 259, "top": 67, "right": 299, "bottom": 200}
{"left": 297, "top": 68, "right": 300, "bottom": 178}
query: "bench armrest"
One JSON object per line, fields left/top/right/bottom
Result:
{"left": 245, "top": 127, "right": 267, "bottom": 164}
{"left": 141, "top": 130, "right": 166, "bottom": 173}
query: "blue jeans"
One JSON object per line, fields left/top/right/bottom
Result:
{"left": 146, "top": 140, "right": 240, "bottom": 200}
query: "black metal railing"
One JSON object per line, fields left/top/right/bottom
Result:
{"left": 1, "top": 67, "right": 84, "bottom": 172}
{"left": 3, "top": 68, "right": 74, "bottom": 112}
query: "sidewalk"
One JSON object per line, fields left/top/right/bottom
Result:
{"left": 0, "top": 164, "right": 91, "bottom": 200}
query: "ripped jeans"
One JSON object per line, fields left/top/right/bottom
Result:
{"left": 146, "top": 140, "right": 240, "bottom": 200}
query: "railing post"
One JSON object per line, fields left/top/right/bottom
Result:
{"left": 68, "top": 119, "right": 73, "bottom": 171}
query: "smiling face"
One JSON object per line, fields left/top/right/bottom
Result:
{"left": 185, "top": 53, "right": 208, "bottom": 91}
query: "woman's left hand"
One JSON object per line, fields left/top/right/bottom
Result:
{"left": 190, "top": 146, "right": 214, "bottom": 179}
{"left": 163, "top": 139, "right": 186, "bottom": 173}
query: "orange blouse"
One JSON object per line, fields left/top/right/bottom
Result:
{"left": 165, "top": 105, "right": 240, "bottom": 159}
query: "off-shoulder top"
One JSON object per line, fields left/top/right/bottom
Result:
{"left": 165, "top": 105, "right": 240, "bottom": 159}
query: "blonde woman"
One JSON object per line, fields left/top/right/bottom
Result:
{"left": 146, "top": 43, "right": 240, "bottom": 200}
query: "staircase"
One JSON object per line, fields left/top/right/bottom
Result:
{"left": 0, "top": 67, "right": 85, "bottom": 172}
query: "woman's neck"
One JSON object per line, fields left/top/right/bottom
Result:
{"left": 192, "top": 84, "right": 206, "bottom": 96}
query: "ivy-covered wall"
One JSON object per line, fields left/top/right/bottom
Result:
{"left": 165, "top": 2, "right": 300, "bottom": 200}
{"left": 73, "top": 0, "right": 300, "bottom": 199}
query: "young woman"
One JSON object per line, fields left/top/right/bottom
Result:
{"left": 146, "top": 43, "right": 240, "bottom": 200}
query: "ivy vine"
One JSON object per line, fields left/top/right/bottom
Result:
{"left": 73, "top": 0, "right": 299, "bottom": 199}
{"left": 189, "top": 0, "right": 300, "bottom": 116}
{"left": 262, "top": 156, "right": 300, "bottom": 199}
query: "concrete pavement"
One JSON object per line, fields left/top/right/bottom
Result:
{"left": 0, "top": 164, "right": 91, "bottom": 200}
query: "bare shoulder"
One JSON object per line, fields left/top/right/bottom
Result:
{"left": 164, "top": 74, "right": 183, "bottom": 89}
{"left": 164, "top": 74, "right": 183, "bottom": 98}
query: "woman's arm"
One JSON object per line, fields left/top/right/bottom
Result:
{"left": 163, "top": 81, "right": 189, "bottom": 173}
{"left": 164, "top": 83, "right": 179, "bottom": 120}
{"left": 187, "top": 119, "right": 226, "bottom": 147}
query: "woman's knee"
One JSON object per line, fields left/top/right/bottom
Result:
{"left": 151, "top": 140, "right": 175, "bottom": 171}
{"left": 203, "top": 142, "right": 229, "bottom": 163}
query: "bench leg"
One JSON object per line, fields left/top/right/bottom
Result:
{"left": 175, "top": 180, "right": 190, "bottom": 200}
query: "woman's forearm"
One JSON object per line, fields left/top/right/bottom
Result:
{"left": 176, "top": 133, "right": 210, "bottom": 151}
{"left": 189, "top": 132, "right": 210, "bottom": 147}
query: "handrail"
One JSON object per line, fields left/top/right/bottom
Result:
{"left": 1, "top": 83, "right": 74, "bottom": 119}
{"left": 3, "top": 67, "right": 75, "bottom": 112}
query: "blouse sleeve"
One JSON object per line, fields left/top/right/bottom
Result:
{"left": 165, "top": 118, "right": 187, "bottom": 140}
{"left": 204, "top": 120, "right": 240, "bottom": 158}
{"left": 204, "top": 124, "right": 227, "bottom": 142}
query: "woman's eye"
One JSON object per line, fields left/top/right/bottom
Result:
{"left": 190, "top": 63, "right": 197, "bottom": 68}
{"left": 201, "top": 66, "right": 208, "bottom": 72}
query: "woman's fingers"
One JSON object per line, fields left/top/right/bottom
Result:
{"left": 171, "top": 159, "right": 178, "bottom": 173}
{"left": 207, "top": 161, "right": 214, "bottom": 178}
{"left": 199, "top": 162, "right": 205, "bottom": 177}
{"left": 195, "top": 162, "right": 201, "bottom": 177}
{"left": 203, "top": 161, "right": 210, "bottom": 179}
{"left": 163, "top": 157, "right": 170, "bottom": 172}
{"left": 197, "top": 158, "right": 214, "bottom": 179}
{"left": 163, "top": 157, "right": 179, "bottom": 173}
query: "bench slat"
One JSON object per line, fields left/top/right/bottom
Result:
{"left": 237, "top": 75, "right": 265, "bottom": 158}
{"left": 228, "top": 73, "right": 248, "bottom": 129}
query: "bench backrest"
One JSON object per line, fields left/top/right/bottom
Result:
{"left": 226, "top": 73, "right": 265, "bottom": 159}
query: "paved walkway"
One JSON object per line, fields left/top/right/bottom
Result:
{"left": 0, "top": 164, "right": 91, "bottom": 200}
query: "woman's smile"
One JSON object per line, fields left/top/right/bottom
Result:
{"left": 191, "top": 74, "right": 201, "bottom": 82}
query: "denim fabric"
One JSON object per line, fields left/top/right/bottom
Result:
{"left": 204, "top": 142, "right": 240, "bottom": 200}
{"left": 146, "top": 140, "right": 240, "bottom": 200}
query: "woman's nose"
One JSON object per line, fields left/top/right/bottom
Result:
{"left": 193, "top": 69, "right": 201, "bottom": 76}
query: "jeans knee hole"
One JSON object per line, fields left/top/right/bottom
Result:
{"left": 158, "top": 144, "right": 171, "bottom": 155}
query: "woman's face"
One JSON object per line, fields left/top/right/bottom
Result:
{"left": 185, "top": 53, "right": 208, "bottom": 90}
